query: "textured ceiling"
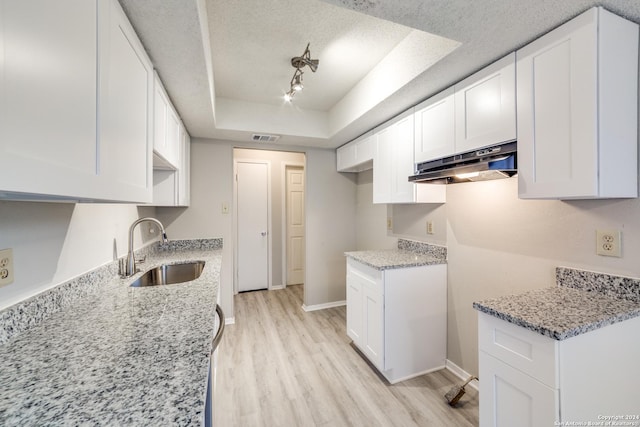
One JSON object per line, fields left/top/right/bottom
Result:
{"left": 209, "top": 0, "right": 413, "bottom": 111}
{"left": 119, "top": 0, "right": 640, "bottom": 149}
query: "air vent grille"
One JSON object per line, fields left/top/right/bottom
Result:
{"left": 251, "top": 134, "right": 280, "bottom": 143}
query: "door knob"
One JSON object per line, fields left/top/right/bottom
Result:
{"left": 261, "top": 231, "right": 267, "bottom": 236}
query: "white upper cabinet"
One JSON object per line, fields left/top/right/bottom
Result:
{"left": 152, "top": 123, "right": 190, "bottom": 207}
{"left": 454, "top": 53, "right": 516, "bottom": 153}
{"left": 0, "top": 0, "right": 153, "bottom": 203}
{"left": 413, "top": 54, "right": 515, "bottom": 166}
{"left": 178, "top": 129, "right": 191, "bottom": 206}
{"left": 517, "top": 7, "right": 638, "bottom": 199}
{"left": 153, "top": 73, "right": 181, "bottom": 170}
{"left": 337, "top": 132, "right": 375, "bottom": 172}
{"left": 0, "top": 0, "right": 99, "bottom": 200}
{"left": 414, "top": 88, "right": 455, "bottom": 164}
{"left": 97, "top": 0, "right": 153, "bottom": 203}
{"left": 374, "top": 111, "right": 446, "bottom": 204}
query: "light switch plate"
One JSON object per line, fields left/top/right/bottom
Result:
{"left": 0, "top": 248, "right": 14, "bottom": 286}
{"left": 426, "top": 221, "right": 434, "bottom": 235}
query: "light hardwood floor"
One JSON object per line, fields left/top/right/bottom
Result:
{"left": 215, "top": 285, "right": 479, "bottom": 426}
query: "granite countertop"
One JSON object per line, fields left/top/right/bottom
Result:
{"left": 344, "top": 238, "right": 447, "bottom": 270}
{"left": 474, "top": 267, "right": 640, "bottom": 341}
{"left": 0, "top": 240, "right": 222, "bottom": 426}
{"left": 345, "top": 249, "right": 446, "bottom": 270}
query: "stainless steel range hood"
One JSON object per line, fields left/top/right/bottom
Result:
{"left": 409, "top": 141, "right": 517, "bottom": 184}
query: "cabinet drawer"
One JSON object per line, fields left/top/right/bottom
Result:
{"left": 478, "top": 312, "right": 558, "bottom": 388}
{"left": 347, "top": 259, "right": 383, "bottom": 293}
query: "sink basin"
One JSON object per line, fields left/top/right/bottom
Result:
{"left": 130, "top": 261, "right": 205, "bottom": 287}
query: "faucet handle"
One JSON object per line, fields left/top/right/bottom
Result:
{"left": 118, "top": 258, "right": 127, "bottom": 277}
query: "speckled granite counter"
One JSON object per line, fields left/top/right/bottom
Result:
{"left": 344, "top": 238, "right": 447, "bottom": 270}
{"left": 0, "top": 239, "right": 222, "bottom": 426}
{"left": 474, "top": 267, "right": 640, "bottom": 340}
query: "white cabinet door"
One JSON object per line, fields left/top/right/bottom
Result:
{"left": 414, "top": 88, "right": 455, "bottom": 164}
{"left": 153, "top": 73, "right": 180, "bottom": 170}
{"left": 373, "top": 126, "right": 394, "bottom": 204}
{"left": 152, "top": 124, "right": 190, "bottom": 207}
{"left": 336, "top": 143, "right": 357, "bottom": 172}
{"left": 391, "top": 114, "right": 416, "bottom": 203}
{"left": 480, "top": 351, "right": 559, "bottom": 427}
{"left": 355, "top": 135, "right": 374, "bottom": 165}
{"left": 178, "top": 128, "right": 191, "bottom": 206}
{"left": 374, "top": 114, "right": 445, "bottom": 204}
{"left": 153, "top": 75, "right": 169, "bottom": 165}
{"left": 347, "top": 259, "right": 384, "bottom": 370}
{"left": 346, "top": 268, "right": 363, "bottom": 344}
{"left": 337, "top": 132, "right": 374, "bottom": 172}
{"left": 0, "top": 0, "right": 99, "bottom": 199}
{"left": 517, "top": 7, "right": 638, "bottom": 199}
{"left": 454, "top": 53, "right": 516, "bottom": 154}
{"left": 362, "top": 277, "right": 384, "bottom": 370}
{"left": 166, "top": 106, "right": 182, "bottom": 167}
{"left": 97, "top": 0, "right": 153, "bottom": 203}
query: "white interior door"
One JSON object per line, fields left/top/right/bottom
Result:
{"left": 286, "top": 166, "right": 305, "bottom": 285}
{"left": 237, "top": 161, "right": 269, "bottom": 292}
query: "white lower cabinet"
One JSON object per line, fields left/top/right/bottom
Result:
{"left": 479, "top": 351, "right": 559, "bottom": 427}
{"left": 346, "top": 258, "right": 447, "bottom": 384}
{"left": 478, "top": 312, "right": 640, "bottom": 426}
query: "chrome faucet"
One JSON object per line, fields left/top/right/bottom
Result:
{"left": 122, "top": 217, "right": 168, "bottom": 277}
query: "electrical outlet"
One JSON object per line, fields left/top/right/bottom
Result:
{"left": 0, "top": 248, "right": 14, "bottom": 286}
{"left": 387, "top": 217, "right": 392, "bottom": 230}
{"left": 426, "top": 221, "right": 434, "bottom": 235}
{"left": 596, "top": 230, "right": 622, "bottom": 257}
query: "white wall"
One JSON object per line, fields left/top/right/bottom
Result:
{"left": 354, "top": 175, "right": 640, "bottom": 376}
{"left": 157, "top": 138, "right": 358, "bottom": 316}
{"left": 445, "top": 177, "right": 640, "bottom": 375}
{"left": 305, "top": 149, "right": 358, "bottom": 307}
{"left": 156, "top": 140, "right": 235, "bottom": 320}
{"left": 355, "top": 169, "right": 396, "bottom": 250}
{"left": 0, "top": 202, "right": 156, "bottom": 311}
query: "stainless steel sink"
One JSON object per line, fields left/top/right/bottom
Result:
{"left": 130, "top": 261, "right": 205, "bottom": 287}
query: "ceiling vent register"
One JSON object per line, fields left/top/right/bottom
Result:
{"left": 251, "top": 134, "right": 280, "bottom": 143}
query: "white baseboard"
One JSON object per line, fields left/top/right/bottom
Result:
{"left": 386, "top": 365, "right": 446, "bottom": 385}
{"left": 445, "top": 359, "right": 479, "bottom": 391}
{"left": 301, "top": 300, "right": 346, "bottom": 312}
{"left": 224, "top": 317, "right": 235, "bottom": 325}
{"left": 270, "top": 284, "right": 285, "bottom": 290}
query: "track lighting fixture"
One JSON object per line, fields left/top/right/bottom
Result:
{"left": 284, "top": 43, "right": 319, "bottom": 102}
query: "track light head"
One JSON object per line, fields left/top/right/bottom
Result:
{"left": 284, "top": 43, "right": 319, "bottom": 102}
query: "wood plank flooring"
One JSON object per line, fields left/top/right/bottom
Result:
{"left": 215, "top": 285, "right": 478, "bottom": 426}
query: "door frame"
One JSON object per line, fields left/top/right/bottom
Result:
{"left": 233, "top": 158, "right": 272, "bottom": 294}
{"left": 281, "top": 161, "right": 306, "bottom": 289}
